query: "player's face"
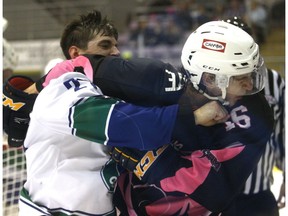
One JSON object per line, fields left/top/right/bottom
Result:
{"left": 226, "top": 73, "right": 254, "bottom": 96}
{"left": 79, "top": 34, "right": 120, "bottom": 57}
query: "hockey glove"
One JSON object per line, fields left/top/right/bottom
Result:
{"left": 3, "top": 75, "right": 37, "bottom": 147}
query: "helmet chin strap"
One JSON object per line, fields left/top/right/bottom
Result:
{"left": 219, "top": 87, "right": 229, "bottom": 106}
{"left": 192, "top": 83, "right": 230, "bottom": 105}
{"left": 221, "top": 87, "right": 227, "bottom": 100}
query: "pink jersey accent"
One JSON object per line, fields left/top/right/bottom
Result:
{"left": 160, "top": 145, "right": 245, "bottom": 194}
{"left": 117, "top": 173, "right": 213, "bottom": 216}
{"left": 117, "top": 173, "right": 138, "bottom": 216}
{"left": 42, "top": 56, "right": 93, "bottom": 88}
{"left": 145, "top": 196, "right": 212, "bottom": 216}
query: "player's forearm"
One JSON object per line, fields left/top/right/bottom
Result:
{"left": 92, "top": 55, "right": 188, "bottom": 106}
{"left": 70, "top": 97, "right": 179, "bottom": 150}
{"left": 24, "top": 55, "right": 188, "bottom": 107}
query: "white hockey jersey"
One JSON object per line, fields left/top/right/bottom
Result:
{"left": 19, "top": 72, "right": 179, "bottom": 216}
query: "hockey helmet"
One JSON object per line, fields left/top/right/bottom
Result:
{"left": 181, "top": 21, "right": 266, "bottom": 101}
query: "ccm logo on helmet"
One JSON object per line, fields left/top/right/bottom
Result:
{"left": 202, "top": 39, "right": 226, "bottom": 52}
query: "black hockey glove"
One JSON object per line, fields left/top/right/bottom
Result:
{"left": 3, "top": 76, "right": 37, "bottom": 147}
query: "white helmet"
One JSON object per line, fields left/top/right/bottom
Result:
{"left": 44, "top": 58, "right": 64, "bottom": 75}
{"left": 3, "top": 17, "right": 8, "bottom": 32}
{"left": 3, "top": 38, "right": 18, "bottom": 71}
{"left": 181, "top": 21, "right": 266, "bottom": 101}
{"left": 3, "top": 18, "right": 18, "bottom": 71}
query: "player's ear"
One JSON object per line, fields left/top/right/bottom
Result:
{"left": 69, "top": 46, "right": 80, "bottom": 59}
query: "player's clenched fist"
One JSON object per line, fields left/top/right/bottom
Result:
{"left": 194, "top": 101, "right": 229, "bottom": 126}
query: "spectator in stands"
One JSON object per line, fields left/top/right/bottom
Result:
{"left": 171, "top": 0, "right": 194, "bottom": 32}
{"left": 129, "top": 15, "right": 163, "bottom": 47}
{"left": 247, "top": 0, "right": 268, "bottom": 44}
{"left": 223, "top": 0, "right": 246, "bottom": 19}
{"left": 270, "top": 0, "right": 285, "bottom": 27}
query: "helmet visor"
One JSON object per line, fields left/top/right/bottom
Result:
{"left": 228, "top": 57, "right": 266, "bottom": 96}
{"left": 198, "top": 57, "right": 266, "bottom": 100}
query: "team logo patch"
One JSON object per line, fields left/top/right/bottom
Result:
{"left": 134, "top": 145, "right": 168, "bottom": 180}
{"left": 3, "top": 95, "right": 25, "bottom": 111}
{"left": 202, "top": 39, "right": 226, "bottom": 52}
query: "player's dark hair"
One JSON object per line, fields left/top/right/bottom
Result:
{"left": 60, "top": 10, "right": 118, "bottom": 59}
{"left": 223, "top": 16, "right": 253, "bottom": 36}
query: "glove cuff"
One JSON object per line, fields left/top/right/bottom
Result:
{"left": 5, "top": 75, "right": 36, "bottom": 99}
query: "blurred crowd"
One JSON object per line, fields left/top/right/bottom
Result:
{"left": 123, "top": 0, "right": 284, "bottom": 48}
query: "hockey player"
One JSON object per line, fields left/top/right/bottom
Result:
{"left": 3, "top": 11, "right": 272, "bottom": 215}
{"left": 3, "top": 10, "right": 120, "bottom": 147}
{"left": 111, "top": 21, "right": 274, "bottom": 215}
{"left": 18, "top": 70, "right": 228, "bottom": 216}
{"left": 3, "top": 10, "right": 193, "bottom": 147}
{"left": 7, "top": 11, "right": 228, "bottom": 216}
{"left": 3, "top": 10, "right": 226, "bottom": 147}
{"left": 221, "top": 16, "right": 285, "bottom": 216}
